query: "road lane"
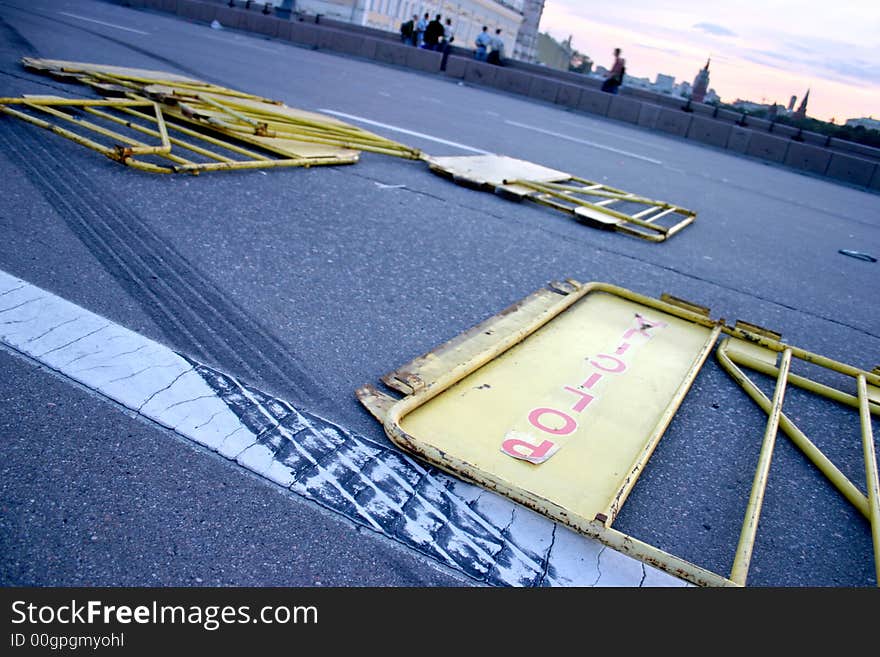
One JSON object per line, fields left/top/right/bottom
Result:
{"left": 0, "top": 0, "right": 877, "bottom": 586}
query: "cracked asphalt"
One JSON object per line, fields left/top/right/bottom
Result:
{"left": 0, "top": 347, "right": 471, "bottom": 586}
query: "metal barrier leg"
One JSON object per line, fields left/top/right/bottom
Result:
{"left": 717, "top": 343, "right": 871, "bottom": 518}
{"left": 857, "top": 375, "right": 880, "bottom": 585}
{"left": 730, "top": 348, "right": 793, "bottom": 585}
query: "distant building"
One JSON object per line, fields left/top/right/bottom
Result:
{"left": 535, "top": 32, "right": 572, "bottom": 71}
{"left": 793, "top": 88, "right": 810, "bottom": 118}
{"left": 569, "top": 51, "right": 592, "bottom": 74}
{"left": 624, "top": 75, "right": 653, "bottom": 90}
{"left": 691, "top": 58, "right": 710, "bottom": 102}
{"left": 513, "top": 0, "right": 545, "bottom": 62}
{"left": 293, "top": 1, "right": 524, "bottom": 56}
{"left": 788, "top": 95, "right": 797, "bottom": 111}
{"left": 654, "top": 74, "right": 675, "bottom": 93}
{"left": 676, "top": 81, "right": 692, "bottom": 98}
{"left": 704, "top": 88, "right": 719, "bottom": 104}
{"left": 731, "top": 99, "right": 767, "bottom": 113}
{"left": 845, "top": 117, "right": 880, "bottom": 131}
{"left": 731, "top": 99, "right": 791, "bottom": 116}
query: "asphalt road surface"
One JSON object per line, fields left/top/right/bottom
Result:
{"left": 1, "top": 0, "right": 878, "bottom": 587}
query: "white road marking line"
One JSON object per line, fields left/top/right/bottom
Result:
{"left": 318, "top": 109, "right": 491, "bottom": 154}
{"left": 505, "top": 120, "right": 664, "bottom": 165}
{"left": 58, "top": 12, "right": 149, "bottom": 35}
{"left": 0, "top": 276, "right": 241, "bottom": 446}
{"left": 199, "top": 32, "right": 281, "bottom": 53}
{"left": 557, "top": 118, "right": 672, "bottom": 151}
{"left": 0, "top": 269, "right": 685, "bottom": 587}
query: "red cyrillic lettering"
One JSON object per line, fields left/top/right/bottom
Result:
{"left": 500, "top": 438, "right": 558, "bottom": 464}
{"left": 589, "top": 353, "right": 627, "bottom": 373}
{"left": 528, "top": 407, "right": 578, "bottom": 435}
{"left": 563, "top": 386, "right": 595, "bottom": 412}
{"left": 623, "top": 313, "right": 667, "bottom": 340}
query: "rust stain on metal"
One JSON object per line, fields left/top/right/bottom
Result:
{"left": 734, "top": 319, "right": 782, "bottom": 342}
{"left": 660, "top": 293, "right": 711, "bottom": 317}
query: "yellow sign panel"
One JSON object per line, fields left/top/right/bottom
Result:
{"left": 398, "top": 291, "right": 715, "bottom": 523}
{"left": 425, "top": 154, "right": 571, "bottom": 187}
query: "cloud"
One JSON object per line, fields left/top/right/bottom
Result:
{"left": 749, "top": 49, "right": 788, "bottom": 62}
{"left": 692, "top": 22, "right": 737, "bottom": 37}
{"left": 741, "top": 46, "right": 880, "bottom": 86}
{"left": 740, "top": 52, "right": 790, "bottom": 72}
{"left": 823, "top": 59, "right": 880, "bottom": 84}
{"left": 636, "top": 43, "right": 683, "bottom": 56}
{"left": 783, "top": 42, "right": 814, "bottom": 54}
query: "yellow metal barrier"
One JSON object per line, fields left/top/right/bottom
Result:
{"left": 7, "top": 58, "right": 697, "bottom": 241}
{"left": 426, "top": 154, "right": 695, "bottom": 241}
{"left": 0, "top": 96, "right": 358, "bottom": 173}
{"left": 358, "top": 280, "right": 880, "bottom": 586}
{"left": 5, "top": 58, "right": 420, "bottom": 171}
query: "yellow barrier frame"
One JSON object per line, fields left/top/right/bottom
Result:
{"left": 12, "top": 58, "right": 695, "bottom": 245}
{"left": 7, "top": 58, "right": 421, "bottom": 172}
{"left": 0, "top": 96, "right": 358, "bottom": 173}
{"left": 505, "top": 177, "right": 696, "bottom": 241}
{"left": 426, "top": 154, "right": 696, "bottom": 242}
{"left": 358, "top": 280, "right": 880, "bottom": 586}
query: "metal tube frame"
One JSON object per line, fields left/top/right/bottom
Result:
{"left": 508, "top": 178, "right": 697, "bottom": 242}
{"left": 857, "top": 375, "right": 880, "bottom": 583}
{"left": 0, "top": 96, "right": 358, "bottom": 173}
{"left": 730, "top": 348, "right": 792, "bottom": 585}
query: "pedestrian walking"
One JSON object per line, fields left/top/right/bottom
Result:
{"left": 440, "top": 18, "right": 456, "bottom": 71}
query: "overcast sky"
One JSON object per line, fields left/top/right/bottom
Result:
{"left": 539, "top": 1, "right": 880, "bottom": 122}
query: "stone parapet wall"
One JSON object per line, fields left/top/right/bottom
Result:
{"left": 116, "top": 0, "right": 880, "bottom": 190}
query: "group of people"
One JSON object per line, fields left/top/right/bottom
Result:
{"left": 399, "top": 16, "right": 505, "bottom": 65}
{"left": 400, "top": 13, "right": 454, "bottom": 52}
{"left": 474, "top": 26, "right": 505, "bottom": 65}
{"left": 401, "top": 16, "right": 623, "bottom": 84}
